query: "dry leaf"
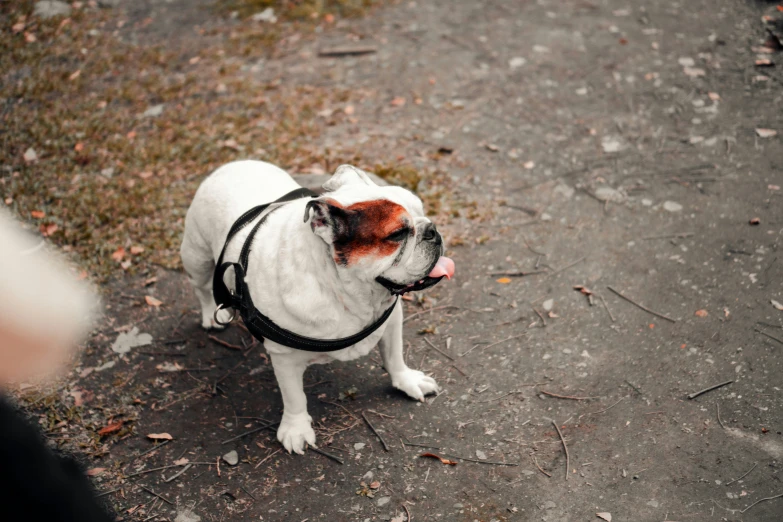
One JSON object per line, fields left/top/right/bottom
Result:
{"left": 496, "top": 277, "right": 512, "bottom": 284}
{"left": 74, "top": 142, "right": 84, "bottom": 152}
{"left": 596, "top": 513, "right": 612, "bottom": 522}
{"left": 390, "top": 96, "right": 406, "bottom": 107}
{"left": 485, "top": 143, "right": 500, "bottom": 152}
{"left": 147, "top": 433, "right": 173, "bottom": 441}
{"left": 40, "top": 223, "right": 58, "bottom": 237}
{"left": 323, "top": 13, "right": 335, "bottom": 23}
{"left": 523, "top": 160, "right": 536, "bottom": 169}
{"left": 419, "top": 452, "right": 457, "bottom": 465}
{"left": 30, "top": 210, "right": 45, "bottom": 219}
{"left": 390, "top": 515, "right": 405, "bottom": 522}
{"left": 145, "top": 295, "right": 162, "bottom": 307}
{"left": 86, "top": 468, "right": 106, "bottom": 477}
{"left": 111, "top": 247, "right": 125, "bottom": 262}
{"left": 573, "top": 285, "right": 593, "bottom": 295}
{"left": 694, "top": 309, "right": 708, "bottom": 317}
{"left": 130, "top": 245, "right": 145, "bottom": 255}
{"left": 756, "top": 128, "right": 778, "bottom": 138}
{"left": 98, "top": 421, "right": 123, "bottom": 436}
{"left": 369, "top": 481, "right": 381, "bottom": 489}
{"left": 156, "top": 362, "right": 183, "bottom": 372}
{"left": 755, "top": 58, "right": 774, "bottom": 66}
{"left": 24, "top": 31, "right": 36, "bottom": 43}
{"left": 173, "top": 458, "right": 189, "bottom": 466}
{"left": 723, "top": 307, "right": 730, "bottom": 318}
{"left": 772, "top": 299, "right": 783, "bottom": 311}
{"left": 749, "top": 217, "right": 761, "bottom": 225}
{"left": 344, "top": 105, "right": 355, "bottom": 115}
{"left": 69, "top": 70, "right": 81, "bottom": 81}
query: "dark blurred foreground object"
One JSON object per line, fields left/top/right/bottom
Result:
{"left": 0, "top": 396, "right": 114, "bottom": 521}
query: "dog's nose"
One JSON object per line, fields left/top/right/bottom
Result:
{"left": 421, "top": 223, "right": 440, "bottom": 242}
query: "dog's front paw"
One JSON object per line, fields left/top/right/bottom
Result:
{"left": 391, "top": 368, "right": 439, "bottom": 402}
{"left": 277, "top": 412, "right": 316, "bottom": 454}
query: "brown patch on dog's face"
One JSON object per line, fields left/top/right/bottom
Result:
{"left": 330, "top": 199, "right": 411, "bottom": 266}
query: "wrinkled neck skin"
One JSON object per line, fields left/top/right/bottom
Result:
{"left": 240, "top": 200, "right": 395, "bottom": 343}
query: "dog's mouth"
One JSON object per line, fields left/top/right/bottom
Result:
{"left": 380, "top": 256, "right": 455, "bottom": 294}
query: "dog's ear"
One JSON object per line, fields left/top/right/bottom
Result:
{"left": 322, "top": 165, "right": 376, "bottom": 192}
{"left": 303, "top": 198, "right": 354, "bottom": 244}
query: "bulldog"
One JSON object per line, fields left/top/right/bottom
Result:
{"left": 180, "top": 160, "right": 455, "bottom": 454}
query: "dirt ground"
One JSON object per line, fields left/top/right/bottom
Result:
{"left": 4, "top": 0, "right": 783, "bottom": 521}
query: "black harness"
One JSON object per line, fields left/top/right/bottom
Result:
{"left": 212, "top": 188, "right": 433, "bottom": 352}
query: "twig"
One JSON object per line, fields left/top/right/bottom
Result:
{"left": 423, "top": 337, "right": 455, "bottom": 361}
{"left": 687, "top": 380, "right": 733, "bottom": 400}
{"left": 240, "top": 485, "right": 257, "bottom": 501}
{"left": 318, "top": 45, "right": 378, "bottom": 57}
{"left": 128, "top": 440, "right": 170, "bottom": 463}
{"left": 532, "top": 454, "right": 552, "bottom": 477}
{"left": 540, "top": 390, "right": 598, "bottom": 401}
{"left": 740, "top": 492, "right": 783, "bottom": 514}
{"left": 755, "top": 328, "right": 783, "bottom": 345}
{"left": 582, "top": 398, "right": 625, "bottom": 416}
{"left": 402, "top": 442, "right": 441, "bottom": 450}
{"left": 641, "top": 232, "right": 694, "bottom": 240}
{"left": 366, "top": 409, "right": 395, "bottom": 419}
{"left": 162, "top": 338, "right": 187, "bottom": 345}
{"left": 624, "top": 380, "right": 643, "bottom": 395}
{"left": 254, "top": 448, "right": 282, "bottom": 469}
{"left": 138, "top": 351, "right": 187, "bottom": 357}
{"left": 207, "top": 335, "right": 242, "bottom": 350}
{"left": 403, "top": 305, "right": 459, "bottom": 323}
{"left": 443, "top": 454, "right": 519, "bottom": 466}
{"left": 607, "top": 286, "right": 677, "bottom": 323}
{"left": 163, "top": 463, "right": 192, "bottom": 483}
{"left": 597, "top": 293, "right": 616, "bottom": 322}
{"left": 125, "top": 464, "right": 183, "bottom": 478}
{"left": 362, "top": 411, "right": 390, "bottom": 452}
{"left": 532, "top": 306, "right": 548, "bottom": 326}
{"left": 550, "top": 256, "right": 586, "bottom": 276}
{"left": 221, "top": 420, "right": 279, "bottom": 444}
{"left": 716, "top": 403, "right": 726, "bottom": 429}
{"left": 461, "top": 334, "right": 525, "bottom": 357}
{"left": 310, "top": 446, "right": 344, "bottom": 465}
{"left": 402, "top": 503, "right": 412, "bottom": 522}
{"left": 96, "top": 487, "right": 122, "bottom": 498}
{"left": 213, "top": 359, "right": 246, "bottom": 393}
{"left": 320, "top": 400, "right": 358, "bottom": 420}
{"left": 479, "top": 391, "right": 523, "bottom": 403}
{"left": 726, "top": 462, "right": 757, "bottom": 486}
{"left": 488, "top": 270, "right": 547, "bottom": 277}
{"left": 140, "top": 486, "right": 173, "bottom": 505}
{"left": 552, "top": 420, "right": 570, "bottom": 481}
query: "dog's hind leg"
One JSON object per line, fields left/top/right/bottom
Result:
{"left": 180, "top": 229, "right": 232, "bottom": 330}
{"left": 379, "top": 301, "right": 439, "bottom": 401}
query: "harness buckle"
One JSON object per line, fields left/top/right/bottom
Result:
{"left": 213, "top": 303, "right": 239, "bottom": 326}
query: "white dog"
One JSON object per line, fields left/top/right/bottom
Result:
{"left": 181, "top": 161, "right": 454, "bottom": 454}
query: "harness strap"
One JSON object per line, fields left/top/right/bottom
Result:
{"left": 211, "top": 187, "right": 399, "bottom": 352}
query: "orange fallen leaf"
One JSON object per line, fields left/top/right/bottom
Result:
{"left": 649, "top": 323, "right": 655, "bottom": 329}
{"left": 98, "top": 421, "right": 123, "bottom": 436}
{"left": 695, "top": 309, "right": 708, "bottom": 317}
{"left": 145, "top": 295, "right": 162, "bottom": 307}
{"left": 496, "top": 277, "right": 512, "bottom": 284}
{"left": 147, "top": 432, "right": 173, "bottom": 440}
{"left": 573, "top": 285, "right": 593, "bottom": 295}
{"left": 390, "top": 96, "right": 406, "bottom": 107}
{"left": 138, "top": 171, "right": 153, "bottom": 179}
{"left": 755, "top": 128, "right": 778, "bottom": 139}
{"left": 130, "top": 245, "right": 145, "bottom": 255}
{"left": 369, "top": 480, "right": 381, "bottom": 489}
{"left": 419, "top": 452, "right": 457, "bottom": 465}
{"left": 126, "top": 130, "right": 137, "bottom": 139}
{"left": 86, "top": 468, "right": 105, "bottom": 477}
{"left": 74, "top": 142, "right": 84, "bottom": 152}
{"left": 173, "top": 458, "right": 189, "bottom": 466}
{"left": 40, "top": 223, "right": 58, "bottom": 237}
{"left": 324, "top": 13, "right": 335, "bottom": 23}
{"left": 24, "top": 31, "right": 36, "bottom": 43}
{"left": 749, "top": 217, "right": 761, "bottom": 225}
{"left": 111, "top": 247, "right": 125, "bottom": 262}
{"left": 30, "top": 210, "right": 45, "bottom": 219}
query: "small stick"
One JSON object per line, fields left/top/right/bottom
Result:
{"left": 597, "top": 293, "right": 616, "bottom": 322}
{"left": 402, "top": 503, "right": 412, "bottom": 522}
{"left": 550, "top": 256, "right": 586, "bottom": 276}
{"left": 162, "top": 338, "right": 187, "bottom": 345}
{"left": 128, "top": 440, "right": 170, "bottom": 463}
{"left": 207, "top": 335, "right": 242, "bottom": 350}
{"left": 624, "top": 380, "right": 643, "bottom": 395}
{"left": 479, "top": 391, "right": 523, "bottom": 403}
{"left": 532, "top": 307, "right": 547, "bottom": 326}
{"left": 472, "top": 334, "right": 525, "bottom": 356}
{"left": 607, "top": 286, "right": 677, "bottom": 323}
{"left": 318, "top": 45, "right": 378, "bottom": 57}
{"left": 138, "top": 351, "right": 187, "bottom": 357}
{"left": 451, "top": 364, "right": 468, "bottom": 376}
{"left": 362, "top": 411, "right": 390, "bottom": 452}
{"left": 310, "top": 446, "right": 344, "bottom": 465}
{"left": 240, "top": 485, "right": 257, "bottom": 501}
{"left": 213, "top": 359, "right": 246, "bottom": 393}
{"left": 740, "top": 492, "right": 783, "bottom": 514}
{"left": 725, "top": 462, "right": 757, "bottom": 486}
{"left": 552, "top": 420, "right": 570, "bottom": 481}
{"left": 96, "top": 487, "right": 122, "bottom": 498}
{"left": 163, "top": 463, "right": 192, "bottom": 483}
{"left": 532, "top": 454, "right": 552, "bottom": 477}
{"left": 716, "top": 403, "right": 726, "bottom": 429}
{"left": 216, "top": 456, "right": 220, "bottom": 478}
{"left": 221, "top": 420, "right": 279, "bottom": 444}
{"left": 755, "top": 329, "right": 783, "bottom": 345}
{"left": 687, "top": 380, "right": 734, "bottom": 400}
{"left": 403, "top": 442, "right": 441, "bottom": 450}
{"left": 254, "top": 448, "right": 282, "bottom": 469}
{"left": 488, "top": 270, "right": 547, "bottom": 277}
{"left": 641, "top": 232, "right": 694, "bottom": 240}
{"left": 423, "top": 337, "right": 455, "bottom": 361}
{"left": 540, "top": 390, "right": 598, "bottom": 401}
{"left": 403, "top": 305, "right": 459, "bottom": 323}
{"left": 582, "top": 398, "right": 624, "bottom": 416}
{"left": 443, "top": 454, "right": 519, "bottom": 466}
{"left": 366, "top": 409, "right": 395, "bottom": 419}
{"left": 125, "top": 464, "right": 182, "bottom": 478}
{"left": 320, "top": 400, "right": 358, "bottom": 420}
{"left": 140, "top": 486, "right": 173, "bottom": 505}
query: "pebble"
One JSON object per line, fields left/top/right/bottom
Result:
{"left": 678, "top": 57, "right": 695, "bottom": 67}
{"left": 601, "top": 136, "right": 625, "bottom": 153}
{"left": 542, "top": 501, "right": 556, "bottom": 510}
{"left": 595, "top": 186, "right": 623, "bottom": 202}
{"left": 376, "top": 496, "right": 391, "bottom": 507}
{"left": 475, "top": 450, "right": 487, "bottom": 460}
{"left": 354, "top": 442, "right": 366, "bottom": 451}
{"left": 542, "top": 299, "right": 554, "bottom": 312}
{"left": 252, "top": 7, "right": 277, "bottom": 23}
{"left": 453, "top": 503, "right": 464, "bottom": 509}
{"left": 23, "top": 147, "right": 38, "bottom": 163}
{"left": 647, "top": 500, "right": 659, "bottom": 508}
{"left": 142, "top": 104, "right": 164, "bottom": 118}
{"left": 509, "top": 57, "right": 527, "bottom": 69}
{"left": 663, "top": 201, "right": 683, "bottom": 212}
{"left": 34, "top": 1, "right": 71, "bottom": 19}
{"left": 222, "top": 450, "right": 238, "bottom": 466}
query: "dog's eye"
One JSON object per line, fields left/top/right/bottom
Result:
{"left": 385, "top": 228, "right": 409, "bottom": 242}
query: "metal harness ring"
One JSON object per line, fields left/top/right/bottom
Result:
{"left": 213, "top": 303, "right": 238, "bottom": 326}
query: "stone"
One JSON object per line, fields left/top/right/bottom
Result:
{"left": 542, "top": 299, "right": 554, "bottom": 312}
{"left": 252, "top": 7, "right": 277, "bottom": 23}
{"left": 111, "top": 327, "right": 152, "bottom": 354}
{"left": 376, "top": 496, "right": 391, "bottom": 507}
{"left": 594, "top": 186, "right": 623, "bottom": 202}
{"left": 34, "top": 1, "right": 71, "bottom": 19}
{"left": 142, "top": 104, "right": 164, "bottom": 118}
{"left": 663, "top": 201, "right": 683, "bottom": 212}
{"left": 475, "top": 449, "right": 487, "bottom": 460}
{"left": 222, "top": 450, "right": 239, "bottom": 466}
{"left": 174, "top": 509, "right": 201, "bottom": 522}
{"left": 509, "top": 57, "right": 526, "bottom": 69}
{"left": 354, "top": 442, "right": 366, "bottom": 451}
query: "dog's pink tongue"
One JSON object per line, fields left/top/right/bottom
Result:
{"left": 428, "top": 257, "right": 455, "bottom": 280}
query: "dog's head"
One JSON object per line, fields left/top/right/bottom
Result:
{"left": 303, "top": 165, "right": 454, "bottom": 291}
